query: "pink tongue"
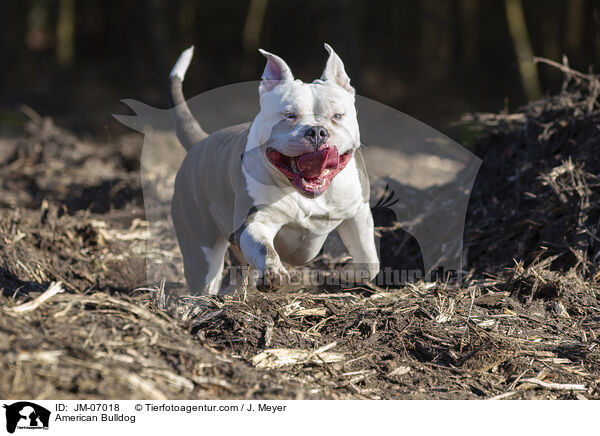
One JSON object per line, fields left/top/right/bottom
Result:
{"left": 297, "top": 147, "right": 339, "bottom": 179}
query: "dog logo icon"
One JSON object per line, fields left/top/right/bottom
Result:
{"left": 2, "top": 402, "right": 50, "bottom": 433}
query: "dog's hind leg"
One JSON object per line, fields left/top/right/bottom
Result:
{"left": 182, "top": 238, "right": 229, "bottom": 295}
{"left": 171, "top": 190, "right": 229, "bottom": 295}
{"left": 219, "top": 244, "right": 249, "bottom": 297}
{"left": 201, "top": 239, "right": 229, "bottom": 295}
{"left": 180, "top": 232, "right": 228, "bottom": 295}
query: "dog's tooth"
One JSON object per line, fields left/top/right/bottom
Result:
{"left": 291, "top": 158, "right": 299, "bottom": 173}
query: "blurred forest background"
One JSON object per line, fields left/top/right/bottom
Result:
{"left": 2, "top": 0, "right": 600, "bottom": 138}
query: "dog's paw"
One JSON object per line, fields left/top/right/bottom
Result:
{"left": 256, "top": 264, "right": 290, "bottom": 293}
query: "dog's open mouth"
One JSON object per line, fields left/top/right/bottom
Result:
{"left": 266, "top": 146, "right": 353, "bottom": 196}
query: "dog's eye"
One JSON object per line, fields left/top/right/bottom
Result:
{"left": 284, "top": 112, "right": 297, "bottom": 120}
{"left": 332, "top": 113, "right": 344, "bottom": 121}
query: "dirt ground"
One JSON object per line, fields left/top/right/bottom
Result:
{"left": 1, "top": 63, "right": 599, "bottom": 400}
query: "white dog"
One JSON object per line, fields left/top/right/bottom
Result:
{"left": 169, "top": 44, "right": 379, "bottom": 294}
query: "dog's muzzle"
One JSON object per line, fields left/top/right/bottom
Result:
{"left": 266, "top": 146, "right": 353, "bottom": 197}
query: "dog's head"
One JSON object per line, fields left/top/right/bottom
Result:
{"left": 253, "top": 44, "right": 359, "bottom": 198}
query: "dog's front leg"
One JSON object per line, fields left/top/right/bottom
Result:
{"left": 239, "top": 221, "right": 289, "bottom": 292}
{"left": 337, "top": 202, "right": 380, "bottom": 284}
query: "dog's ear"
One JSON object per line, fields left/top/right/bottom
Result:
{"left": 320, "top": 43, "right": 354, "bottom": 95}
{"left": 258, "top": 49, "right": 294, "bottom": 93}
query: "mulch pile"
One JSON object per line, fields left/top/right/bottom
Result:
{"left": 0, "top": 60, "right": 599, "bottom": 399}
{"left": 465, "top": 58, "right": 600, "bottom": 282}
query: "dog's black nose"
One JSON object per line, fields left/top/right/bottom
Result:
{"left": 304, "top": 126, "right": 329, "bottom": 148}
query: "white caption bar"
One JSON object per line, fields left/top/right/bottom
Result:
{"left": 0, "top": 400, "right": 594, "bottom": 436}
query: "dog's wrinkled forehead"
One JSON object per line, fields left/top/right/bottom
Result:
{"left": 260, "top": 78, "right": 354, "bottom": 118}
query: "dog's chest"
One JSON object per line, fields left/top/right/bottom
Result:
{"left": 290, "top": 196, "right": 350, "bottom": 233}
{"left": 278, "top": 175, "right": 363, "bottom": 236}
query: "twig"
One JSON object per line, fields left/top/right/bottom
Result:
{"left": 488, "top": 391, "right": 519, "bottom": 400}
{"left": 519, "top": 378, "right": 586, "bottom": 391}
{"left": 191, "top": 376, "right": 234, "bottom": 392}
{"left": 314, "top": 341, "right": 337, "bottom": 354}
{"left": 531, "top": 56, "right": 595, "bottom": 82}
{"left": 459, "top": 288, "right": 476, "bottom": 353}
{"left": 121, "top": 372, "right": 168, "bottom": 400}
{"left": 19, "top": 104, "right": 43, "bottom": 124}
{"left": 7, "top": 282, "right": 64, "bottom": 314}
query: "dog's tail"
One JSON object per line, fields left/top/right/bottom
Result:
{"left": 169, "top": 46, "right": 208, "bottom": 151}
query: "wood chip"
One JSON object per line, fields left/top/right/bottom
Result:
{"left": 474, "top": 291, "right": 510, "bottom": 307}
{"left": 388, "top": 366, "right": 411, "bottom": 377}
{"left": 252, "top": 344, "right": 344, "bottom": 369}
